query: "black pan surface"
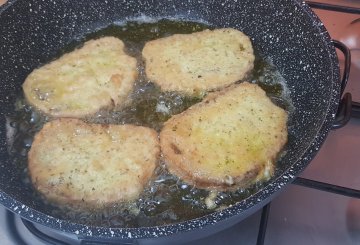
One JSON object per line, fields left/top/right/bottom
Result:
{"left": 0, "top": 0, "right": 340, "bottom": 240}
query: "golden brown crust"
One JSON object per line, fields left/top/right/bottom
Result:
{"left": 142, "top": 28, "right": 254, "bottom": 96}
{"left": 160, "top": 82, "right": 288, "bottom": 191}
{"left": 28, "top": 119, "right": 160, "bottom": 207}
{"left": 22, "top": 37, "right": 138, "bottom": 118}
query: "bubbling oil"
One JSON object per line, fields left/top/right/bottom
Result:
{"left": 7, "top": 19, "right": 293, "bottom": 227}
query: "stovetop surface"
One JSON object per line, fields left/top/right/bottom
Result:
{"left": 0, "top": 1, "right": 359, "bottom": 244}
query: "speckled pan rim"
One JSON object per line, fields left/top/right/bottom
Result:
{"left": 0, "top": 0, "right": 15, "bottom": 13}
{"left": 0, "top": 0, "right": 341, "bottom": 240}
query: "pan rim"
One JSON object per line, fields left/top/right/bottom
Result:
{"left": 0, "top": 0, "right": 341, "bottom": 240}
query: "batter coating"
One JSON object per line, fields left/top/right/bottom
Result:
{"left": 160, "top": 82, "right": 288, "bottom": 190}
{"left": 23, "top": 37, "right": 137, "bottom": 118}
{"left": 142, "top": 28, "right": 254, "bottom": 96}
{"left": 28, "top": 119, "right": 160, "bottom": 207}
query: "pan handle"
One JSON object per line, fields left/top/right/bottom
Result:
{"left": 352, "top": 102, "right": 360, "bottom": 119}
{"left": 331, "top": 40, "right": 352, "bottom": 129}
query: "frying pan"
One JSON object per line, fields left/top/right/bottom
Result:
{"left": 0, "top": 0, "right": 353, "bottom": 243}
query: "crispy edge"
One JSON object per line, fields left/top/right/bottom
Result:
{"left": 142, "top": 28, "right": 255, "bottom": 95}
{"left": 160, "top": 82, "right": 287, "bottom": 190}
{"left": 28, "top": 118, "right": 160, "bottom": 207}
{"left": 22, "top": 37, "right": 138, "bottom": 118}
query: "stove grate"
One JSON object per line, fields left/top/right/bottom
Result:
{"left": 4, "top": 1, "right": 360, "bottom": 245}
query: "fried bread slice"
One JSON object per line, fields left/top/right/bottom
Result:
{"left": 23, "top": 37, "right": 137, "bottom": 118}
{"left": 28, "top": 118, "right": 159, "bottom": 207}
{"left": 142, "top": 28, "right": 254, "bottom": 96}
{"left": 160, "top": 82, "right": 287, "bottom": 190}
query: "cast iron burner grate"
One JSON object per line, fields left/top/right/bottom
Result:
{"left": 256, "top": 3, "right": 360, "bottom": 243}
{"left": 4, "top": 2, "right": 360, "bottom": 245}
{"left": 256, "top": 3, "right": 360, "bottom": 245}
{"left": 256, "top": 178, "right": 360, "bottom": 245}
{"left": 306, "top": 1, "right": 360, "bottom": 120}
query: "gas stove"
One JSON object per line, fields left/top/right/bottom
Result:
{"left": 0, "top": 1, "right": 359, "bottom": 245}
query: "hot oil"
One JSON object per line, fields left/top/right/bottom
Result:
{"left": 82, "top": 19, "right": 209, "bottom": 130}
{"left": 8, "top": 19, "right": 293, "bottom": 227}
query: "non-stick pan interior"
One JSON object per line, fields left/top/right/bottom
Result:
{"left": 0, "top": 0, "right": 340, "bottom": 238}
